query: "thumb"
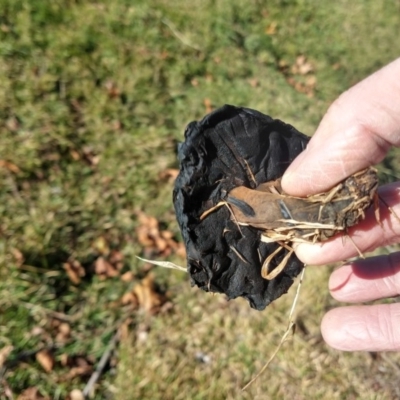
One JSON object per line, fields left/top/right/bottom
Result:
{"left": 282, "top": 58, "right": 400, "bottom": 197}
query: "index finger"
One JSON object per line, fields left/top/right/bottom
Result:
{"left": 282, "top": 58, "right": 400, "bottom": 197}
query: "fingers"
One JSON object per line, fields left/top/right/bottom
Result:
{"left": 282, "top": 57, "right": 400, "bottom": 197}
{"left": 294, "top": 181, "right": 400, "bottom": 265}
{"left": 321, "top": 304, "right": 400, "bottom": 351}
{"left": 328, "top": 253, "right": 400, "bottom": 303}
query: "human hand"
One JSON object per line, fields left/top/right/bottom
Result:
{"left": 281, "top": 58, "right": 400, "bottom": 351}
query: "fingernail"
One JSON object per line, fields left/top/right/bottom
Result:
{"left": 293, "top": 242, "right": 324, "bottom": 265}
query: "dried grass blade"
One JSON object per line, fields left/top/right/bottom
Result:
{"left": 136, "top": 256, "right": 187, "bottom": 272}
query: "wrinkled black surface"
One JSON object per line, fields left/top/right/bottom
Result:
{"left": 173, "top": 105, "right": 310, "bottom": 310}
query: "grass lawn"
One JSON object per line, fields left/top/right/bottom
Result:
{"left": 1, "top": 0, "right": 400, "bottom": 398}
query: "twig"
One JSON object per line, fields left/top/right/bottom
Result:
{"left": 83, "top": 330, "right": 121, "bottom": 397}
{"left": 20, "top": 301, "right": 80, "bottom": 322}
{"left": 242, "top": 266, "right": 306, "bottom": 390}
{"left": 162, "top": 19, "right": 201, "bottom": 51}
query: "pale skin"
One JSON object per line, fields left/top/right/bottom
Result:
{"left": 281, "top": 57, "right": 400, "bottom": 352}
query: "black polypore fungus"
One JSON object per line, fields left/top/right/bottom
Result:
{"left": 173, "top": 105, "right": 310, "bottom": 310}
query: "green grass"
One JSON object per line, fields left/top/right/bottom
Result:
{"left": 1, "top": 0, "right": 400, "bottom": 398}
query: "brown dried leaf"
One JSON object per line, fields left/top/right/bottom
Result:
{"left": 70, "top": 149, "right": 81, "bottom": 161}
{"left": 121, "top": 271, "right": 135, "bottom": 282}
{"left": 35, "top": 349, "right": 54, "bottom": 373}
{"left": 248, "top": 78, "right": 259, "bottom": 88}
{"left": 67, "top": 390, "right": 85, "bottom": 400}
{"left": 82, "top": 146, "right": 100, "bottom": 166}
{"left": 204, "top": 98, "right": 213, "bottom": 113}
{"left": 158, "top": 168, "right": 179, "bottom": 182}
{"left": 133, "top": 273, "right": 167, "bottom": 314}
{"left": 92, "top": 236, "right": 110, "bottom": 256}
{"left": 0, "top": 160, "right": 20, "bottom": 173}
{"left": 0, "top": 345, "right": 13, "bottom": 368}
{"left": 136, "top": 211, "right": 185, "bottom": 258}
{"left": 121, "top": 291, "right": 138, "bottom": 306}
{"left": 119, "top": 318, "right": 133, "bottom": 341}
{"left": 286, "top": 76, "right": 315, "bottom": 97}
{"left": 60, "top": 353, "right": 69, "bottom": 367}
{"left": 63, "top": 260, "right": 85, "bottom": 285}
{"left": 11, "top": 248, "right": 24, "bottom": 266}
{"left": 55, "top": 322, "right": 71, "bottom": 343}
{"left": 31, "top": 326, "right": 44, "bottom": 336}
{"left": 161, "top": 230, "right": 173, "bottom": 240}
{"left": 109, "top": 250, "right": 124, "bottom": 271}
{"left": 95, "top": 256, "right": 119, "bottom": 279}
{"left": 175, "top": 242, "right": 187, "bottom": 259}
{"left": 63, "top": 365, "right": 93, "bottom": 380}
{"left": 104, "top": 80, "right": 120, "bottom": 99}
{"left": 265, "top": 21, "right": 277, "bottom": 35}
{"left": 17, "top": 388, "right": 50, "bottom": 400}
{"left": 291, "top": 55, "right": 314, "bottom": 75}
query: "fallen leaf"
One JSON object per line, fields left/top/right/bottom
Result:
{"left": 121, "top": 271, "right": 135, "bottom": 282}
{"left": 82, "top": 146, "right": 100, "bottom": 166}
{"left": 109, "top": 250, "right": 124, "bottom": 271}
{"left": 67, "top": 390, "right": 85, "bottom": 400}
{"left": 31, "top": 326, "right": 44, "bottom": 336}
{"left": 265, "top": 21, "right": 277, "bottom": 35}
{"left": 132, "top": 273, "right": 167, "bottom": 314}
{"left": 58, "top": 355, "right": 93, "bottom": 381}
{"left": 69, "top": 149, "right": 81, "bottom": 161}
{"left": 204, "top": 98, "right": 213, "bottom": 113}
{"left": 17, "top": 388, "right": 50, "bottom": 400}
{"left": 60, "top": 353, "right": 69, "bottom": 367}
{"left": 55, "top": 322, "right": 71, "bottom": 343}
{"left": 63, "top": 365, "right": 93, "bottom": 380}
{"left": 291, "top": 55, "right": 314, "bottom": 75}
{"left": 0, "top": 345, "right": 13, "bottom": 368}
{"left": 136, "top": 211, "right": 186, "bottom": 258}
{"left": 286, "top": 76, "right": 316, "bottom": 97}
{"left": 0, "top": 160, "right": 20, "bottom": 173}
{"left": 11, "top": 248, "right": 24, "bottom": 266}
{"left": 119, "top": 318, "right": 133, "bottom": 341}
{"left": 94, "top": 256, "right": 119, "bottom": 279}
{"left": 121, "top": 274, "right": 168, "bottom": 314}
{"left": 121, "top": 291, "right": 137, "bottom": 306}
{"left": 158, "top": 168, "right": 179, "bottom": 182}
{"left": 63, "top": 259, "right": 85, "bottom": 285}
{"left": 175, "top": 242, "right": 187, "bottom": 258}
{"left": 36, "top": 349, "right": 54, "bottom": 373}
{"left": 104, "top": 80, "right": 120, "bottom": 99}
{"left": 248, "top": 78, "right": 259, "bottom": 88}
{"left": 93, "top": 236, "right": 110, "bottom": 255}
